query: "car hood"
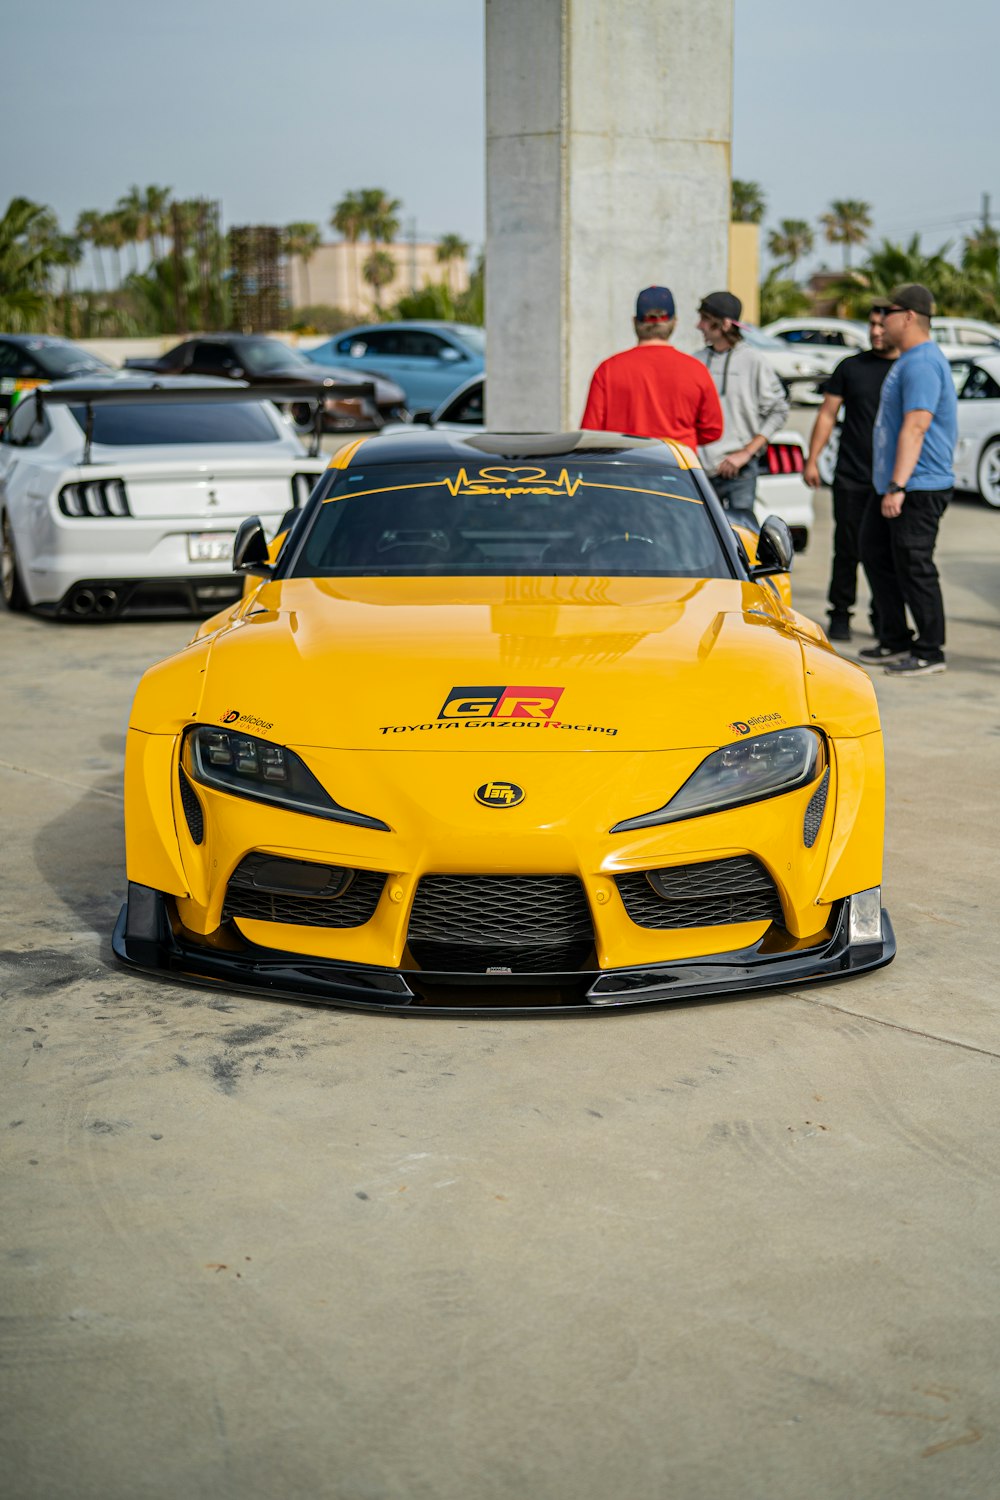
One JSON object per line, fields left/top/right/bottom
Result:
{"left": 188, "top": 576, "right": 821, "bottom": 753}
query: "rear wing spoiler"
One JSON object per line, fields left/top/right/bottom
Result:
{"left": 32, "top": 380, "right": 375, "bottom": 462}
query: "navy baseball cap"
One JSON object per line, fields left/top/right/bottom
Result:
{"left": 635, "top": 286, "right": 675, "bottom": 320}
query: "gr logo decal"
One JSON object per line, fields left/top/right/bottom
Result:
{"left": 475, "top": 781, "right": 525, "bottom": 808}
{"left": 439, "top": 685, "right": 565, "bottom": 721}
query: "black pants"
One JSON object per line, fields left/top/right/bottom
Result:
{"left": 859, "top": 488, "right": 950, "bottom": 660}
{"left": 829, "top": 480, "right": 878, "bottom": 622}
{"left": 710, "top": 457, "right": 760, "bottom": 534}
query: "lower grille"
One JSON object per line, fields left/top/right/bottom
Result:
{"left": 178, "top": 766, "right": 204, "bottom": 845}
{"left": 224, "top": 853, "right": 386, "bottom": 928}
{"left": 407, "top": 875, "right": 595, "bottom": 973}
{"left": 616, "top": 855, "right": 783, "bottom": 929}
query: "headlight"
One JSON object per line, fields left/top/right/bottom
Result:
{"left": 612, "top": 727, "right": 823, "bottom": 833}
{"left": 184, "top": 727, "right": 389, "bottom": 831}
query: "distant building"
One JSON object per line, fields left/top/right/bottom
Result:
{"left": 286, "top": 240, "right": 471, "bottom": 317}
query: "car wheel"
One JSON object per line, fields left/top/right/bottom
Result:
{"left": 975, "top": 437, "right": 1000, "bottom": 507}
{"left": 1, "top": 511, "right": 28, "bottom": 612}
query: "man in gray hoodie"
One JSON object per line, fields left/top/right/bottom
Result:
{"left": 692, "top": 290, "right": 790, "bottom": 530}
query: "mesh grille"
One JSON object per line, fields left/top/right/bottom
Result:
{"left": 224, "top": 854, "right": 386, "bottom": 928}
{"left": 616, "top": 855, "right": 783, "bottom": 929}
{"left": 178, "top": 766, "right": 204, "bottom": 845}
{"left": 803, "top": 768, "right": 830, "bottom": 848}
{"left": 407, "top": 875, "right": 595, "bottom": 973}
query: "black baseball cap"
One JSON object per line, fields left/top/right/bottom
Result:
{"left": 885, "top": 283, "right": 935, "bottom": 317}
{"left": 698, "top": 290, "right": 743, "bottom": 323}
{"left": 635, "top": 286, "right": 676, "bottom": 320}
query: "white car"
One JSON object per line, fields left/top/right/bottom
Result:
{"left": 950, "top": 354, "right": 1000, "bottom": 506}
{"left": 398, "top": 376, "right": 814, "bottom": 551}
{"left": 738, "top": 325, "right": 828, "bottom": 403}
{"left": 0, "top": 377, "right": 326, "bottom": 619}
{"left": 933, "top": 317, "right": 1000, "bottom": 353}
{"left": 763, "top": 317, "right": 870, "bottom": 379}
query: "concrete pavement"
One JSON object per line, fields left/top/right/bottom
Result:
{"left": 1, "top": 479, "right": 998, "bottom": 1499}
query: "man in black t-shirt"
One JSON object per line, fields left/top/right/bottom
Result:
{"left": 804, "top": 308, "right": 898, "bottom": 641}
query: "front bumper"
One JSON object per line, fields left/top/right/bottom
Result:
{"left": 113, "top": 884, "right": 895, "bottom": 1017}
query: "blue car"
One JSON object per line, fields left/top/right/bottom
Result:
{"left": 305, "top": 321, "right": 484, "bottom": 413}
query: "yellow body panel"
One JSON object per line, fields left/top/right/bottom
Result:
{"left": 124, "top": 560, "right": 885, "bottom": 975}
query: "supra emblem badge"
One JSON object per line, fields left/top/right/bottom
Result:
{"left": 475, "top": 781, "right": 525, "bottom": 808}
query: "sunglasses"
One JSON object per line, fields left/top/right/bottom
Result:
{"left": 881, "top": 306, "right": 909, "bottom": 318}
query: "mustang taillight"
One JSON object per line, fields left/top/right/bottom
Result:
{"left": 764, "top": 443, "right": 804, "bottom": 476}
{"left": 58, "top": 479, "right": 131, "bottom": 517}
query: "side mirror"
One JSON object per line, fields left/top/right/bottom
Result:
{"left": 749, "top": 515, "right": 794, "bottom": 577}
{"left": 233, "top": 517, "right": 272, "bottom": 575}
{"left": 410, "top": 409, "right": 434, "bottom": 426}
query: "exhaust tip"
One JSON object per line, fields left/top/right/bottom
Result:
{"left": 71, "top": 588, "right": 97, "bottom": 615}
{"left": 95, "top": 589, "right": 118, "bottom": 617}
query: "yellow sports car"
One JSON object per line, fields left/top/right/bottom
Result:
{"left": 114, "top": 430, "right": 894, "bottom": 1013}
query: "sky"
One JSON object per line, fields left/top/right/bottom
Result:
{"left": 4, "top": 0, "right": 999, "bottom": 278}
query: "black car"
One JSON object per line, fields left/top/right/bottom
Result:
{"left": 0, "top": 335, "right": 115, "bottom": 425}
{"left": 124, "top": 335, "right": 408, "bottom": 431}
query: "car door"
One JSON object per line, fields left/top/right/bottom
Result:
{"left": 189, "top": 341, "right": 241, "bottom": 379}
{"left": 951, "top": 360, "right": 1000, "bottom": 499}
{"left": 0, "top": 342, "right": 46, "bottom": 426}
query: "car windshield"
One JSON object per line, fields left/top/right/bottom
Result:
{"left": 237, "top": 339, "right": 317, "bottom": 375}
{"left": 34, "top": 343, "right": 112, "bottom": 375}
{"left": 67, "top": 401, "right": 281, "bottom": 444}
{"left": 452, "top": 325, "right": 485, "bottom": 354}
{"left": 291, "top": 458, "right": 731, "bottom": 578}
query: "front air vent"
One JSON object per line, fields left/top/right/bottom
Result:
{"left": 616, "top": 855, "right": 783, "bottom": 929}
{"left": 58, "top": 479, "right": 131, "bottom": 518}
{"left": 178, "top": 766, "right": 204, "bottom": 844}
{"left": 223, "top": 853, "right": 386, "bottom": 928}
{"left": 803, "top": 767, "right": 830, "bottom": 847}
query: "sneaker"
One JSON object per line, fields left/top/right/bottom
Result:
{"left": 856, "top": 644, "right": 910, "bottom": 664}
{"left": 883, "top": 653, "right": 946, "bottom": 677}
{"left": 827, "top": 615, "right": 852, "bottom": 642}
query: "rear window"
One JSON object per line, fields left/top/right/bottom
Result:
{"left": 36, "top": 343, "right": 112, "bottom": 376}
{"left": 67, "top": 402, "right": 281, "bottom": 445}
{"left": 291, "top": 459, "right": 730, "bottom": 578}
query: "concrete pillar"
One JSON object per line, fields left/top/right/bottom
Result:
{"left": 485, "top": 0, "right": 733, "bottom": 431}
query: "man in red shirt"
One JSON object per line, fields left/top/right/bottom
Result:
{"left": 580, "top": 286, "right": 724, "bottom": 449}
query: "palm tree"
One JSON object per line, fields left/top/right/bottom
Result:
{"left": 0, "top": 197, "right": 54, "bottom": 330}
{"left": 824, "top": 235, "right": 957, "bottom": 318}
{"left": 75, "top": 209, "right": 107, "bottom": 291}
{"left": 116, "top": 186, "right": 149, "bottom": 274}
{"left": 766, "top": 219, "right": 815, "bottom": 280}
{"left": 732, "top": 180, "right": 766, "bottom": 224}
{"left": 436, "top": 232, "right": 468, "bottom": 297}
{"left": 283, "top": 221, "right": 322, "bottom": 308}
{"left": 819, "top": 199, "right": 873, "bottom": 271}
{"left": 359, "top": 188, "right": 401, "bottom": 249}
{"left": 331, "top": 191, "right": 364, "bottom": 311}
{"left": 362, "top": 248, "right": 396, "bottom": 313}
{"left": 143, "top": 184, "right": 173, "bottom": 262}
{"left": 101, "top": 211, "right": 127, "bottom": 288}
{"left": 759, "top": 267, "right": 811, "bottom": 324}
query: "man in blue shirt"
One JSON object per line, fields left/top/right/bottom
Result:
{"left": 859, "top": 283, "right": 957, "bottom": 676}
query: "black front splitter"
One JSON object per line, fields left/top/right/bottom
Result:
{"left": 112, "top": 885, "right": 896, "bottom": 1017}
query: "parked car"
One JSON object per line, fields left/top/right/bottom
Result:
{"left": 123, "top": 335, "right": 407, "bottom": 431}
{"left": 763, "top": 317, "right": 870, "bottom": 382}
{"left": 0, "top": 335, "right": 116, "bottom": 426}
{"left": 305, "top": 321, "right": 485, "bottom": 411}
{"left": 950, "top": 353, "right": 1000, "bottom": 506}
{"left": 0, "top": 377, "right": 325, "bottom": 619}
{"left": 113, "top": 427, "right": 893, "bottom": 1012}
{"left": 401, "top": 376, "right": 814, "bottom": 551}
{"left": 932, "top": 317, "right": 1000, "bottom": 352}
{"left": 738, "top": 325, "right": 828, "bottom": 402}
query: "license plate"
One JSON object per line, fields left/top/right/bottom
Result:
{"left": 188, "top": 532, "right": 234, "bottom": 563}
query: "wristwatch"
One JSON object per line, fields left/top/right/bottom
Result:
{"left": 886, "top": 481, "right": 906, "bottom": 494}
